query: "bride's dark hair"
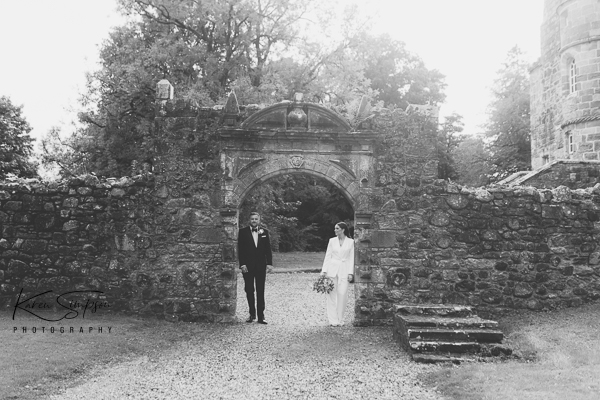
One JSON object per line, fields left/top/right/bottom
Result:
{"left": 336, "top": 222, "right": 351, "bottom": 238}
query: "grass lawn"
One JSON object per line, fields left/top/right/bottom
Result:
{"left": 0, "top": 311, "right": 201, "bottom": 399}
{"left": 422, "top": 301, "right": 600, "bottom": 400}
{"left": 272, "top": 251, "right": 324, "bottom": 270}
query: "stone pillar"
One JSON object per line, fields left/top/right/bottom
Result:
{"left": 150, "top": 100, "right": 235, "bottom": 322}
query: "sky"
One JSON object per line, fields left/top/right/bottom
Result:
{"left": 0, "top": 0, "right": 544, "bottom": 143}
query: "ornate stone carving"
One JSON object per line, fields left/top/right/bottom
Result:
{"left": 390, "top": 273, "right": 407, "bottom": 287}
{"left": 156, "top": 79, "right": 174, "bottom": 100}
{"left": 221, "top": 154, "right": 235, "bottom": 180}
{"left": 287, "top": 106, "right": 307, "bottom": 128}
{"left": 289, "top": 155, "right": 305, "bottom": 168}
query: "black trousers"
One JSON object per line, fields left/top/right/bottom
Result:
{"left": 243, "top": 267, "right": 266, "bottom": 319}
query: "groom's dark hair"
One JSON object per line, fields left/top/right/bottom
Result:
{"left": 249, "top": 212, "right": 260, "bottom": 218}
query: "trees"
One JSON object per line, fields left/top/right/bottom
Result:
{"left": 40, "top": 0, "right": 446, "bottom": 178}
{"left": 453, "top": 135, "right": 492, "bottom": 187}
{"left": 41, "top": 0, "right": 317, "bottom": 177}
{"left": 36, "top": 0, "right": 447, "bottom": 253}
{"left": 437, "top": 113, "right": 464, "bottom": 181}
{"left": 0, "top": 96, "right": 37, "bottom": 179}
{"left": 240, "top": 175, "right": 353, "bottom": 252}
{"left": 484, "top": 46, "right": 531, "bottom": 181}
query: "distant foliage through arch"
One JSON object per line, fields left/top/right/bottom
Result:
{"left": 239, "top": 174, "right": 354, "bottom": 252}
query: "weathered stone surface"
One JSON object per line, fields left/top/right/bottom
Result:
{"left": 380, "top": 199, "right": 396, "bottom": 212}
{"left": 551, "top": 186, "right": 571, "bottom": 202}
{"left": 4, "top": 201, "right": 22, "bottom": 211}
{"left": 514, "top": 283, "right": 534, "bottom": 298}
{"left": 473, "top": 188, "right": 494, "bottom": 202}
{"left": 370, "top": 231, "right": 397, "bottom": 248}
{"left": 34, "top": 214, "right": 57, "bottom": 231}
{"left": 115, "top": 235, "right": 136, "bottom": 251}
{"left": 574, "top": 266, "right": 594, "bottom": 276}
{"left": 22, "top": 240, "right": 48, "bottom": 254}
{"left": 436, "top": 236, "right": 453, "bottom": 249}
{"left": 62, "top": 220, "right": 79, "bottom": 231}
{"left": 110, "top": 188, "right": 126, "bottom": 198}
{"left": 63, "top": 197, "right": 79, "bottom": 208}
{"left": 481, "top": 289, "right": 503, "bottom": 304}
{"left": 457, "top": 232, "right": 480, "bottom": 244}
{"left": 446, "top": 194, "right": 469, "bottom": 209}
{"left": 429, "top": 210, "right": 450, "bottom": 227}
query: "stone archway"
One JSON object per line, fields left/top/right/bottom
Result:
{"left": 229, "top": 157, "right": 360, "bottom": 208}
{"left": 218, "top": 96, "right": 377, "bottom": 320}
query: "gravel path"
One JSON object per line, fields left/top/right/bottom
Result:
{"left": 51, "top": 273, "right": 445, "bottom": 400}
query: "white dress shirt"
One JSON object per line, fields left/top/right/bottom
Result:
{"left": 252, "top": 228, "right": 258, "bottom": 247}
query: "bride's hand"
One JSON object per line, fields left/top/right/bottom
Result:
{"left": 348, "top": 274, "right": 354, "bottom": 282}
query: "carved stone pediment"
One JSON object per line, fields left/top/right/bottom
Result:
{"left": 241, "top": 102, "right": 352, "bottom": 132}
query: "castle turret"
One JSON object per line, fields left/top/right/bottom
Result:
{"left": 531, "top": 0, "right": 600, "bottom": 169}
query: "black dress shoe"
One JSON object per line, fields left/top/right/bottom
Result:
{"left": 257, "top": 319, "right": 267, "bottom": 325}
{"left": 246, "top": 316, "right": 255, "bottom": 323}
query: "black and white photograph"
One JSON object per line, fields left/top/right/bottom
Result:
{"left": 1, "top": 0, "right": 600, "bottom": 399}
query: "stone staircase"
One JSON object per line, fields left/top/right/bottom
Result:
{"left": 393, "top": 304, "right": 512, "bottom": 364}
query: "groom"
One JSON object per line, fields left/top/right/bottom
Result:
{"left": 238, "top": 212, "right": 273, "bottom": 324}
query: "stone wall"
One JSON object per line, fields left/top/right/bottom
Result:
{"left": 354, "top": 181, "right": 600, "bottom": 325}
{"left": 514, "top": 160, "right": 600, "bottom": 189}
{"left": 4, "top": 96, "right": 600, "bottom": 326}
{"left": 147, "top": 100, "right": 234, "bottom": 322}
{"left": 0, "top": 174, "right": 153, "bottom": 312}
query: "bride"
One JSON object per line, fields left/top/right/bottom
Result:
{"left": 320, "top": 222, "right": 355, "bottom": 326}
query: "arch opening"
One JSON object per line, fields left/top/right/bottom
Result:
{"left": 233, "top": 170, "right": 358, "bottom": 325}
{"left": 239, "top": 172, "right": 355, "bottom": 252}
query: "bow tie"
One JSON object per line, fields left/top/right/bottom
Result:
{"left": 251, "top": 228, "right": 258, "bottom": 232}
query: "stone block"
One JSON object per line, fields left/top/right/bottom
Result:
{"left": 22, "top": 195, "right": 42, "bottom": 211}
{"left": 370, "top": 231, "right": 397, "bottom": 248}
{"left": 514, "top": 282, "right": 534, "bottom": 298}
{"left": 429, "top": 210, "right": 450, "bottom": 227}
{"left": 446, "top": 194, "right": 469, "bottom": 209}
{"left": 4, "top": 201, "right": 22, "bottom": 211}
{"left": 190, "top": 228, "right": 224, "bottom": 243}
{"left": 115, "top": 235, "right": 136, "bottom": 251}
{"left": 62, "top": 220, "right": 79, "bottom": 231}
{"left": 22, "top": 240, "right": 48, "bottom": 254}
{"left": 34, "top": 214, "right": 57, "bottom": 231}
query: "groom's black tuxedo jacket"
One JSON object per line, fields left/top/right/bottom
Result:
{"left": 238, "top": 226, "right": 273, "bottom": 271}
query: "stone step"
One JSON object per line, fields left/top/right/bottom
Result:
{"left": 392, "top": 306, "right": 510, "bottom": 363}
{"left": 409, "top": 340, "right": 482, "bottom": 354}
{"left": 394, "top": 304, "right": 473, "bottom": 318}
{"left": 396, "top": 315, "right": 499, "bottom": 331}
{"left": 406, "top": 328, "right": 504, "bottom": 343}
{"left": 411, "top": 353, "right": 474, "bottom": 364}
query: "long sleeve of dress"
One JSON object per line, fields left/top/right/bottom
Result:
{"left": 321, "top": 239, "right": 333, "bottom": 275}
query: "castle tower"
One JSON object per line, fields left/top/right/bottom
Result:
{"left": 530, "top": 0, "right": 600, "bottom": 169}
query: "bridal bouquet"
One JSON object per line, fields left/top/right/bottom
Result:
{"left": 312, "top": 275, "right": 335, "bottom": 294}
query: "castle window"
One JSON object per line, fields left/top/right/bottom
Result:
{"left": 568, "top": 132, "right": 574, "bottom": 153}
{"left": 569, "top": 59, "right": 577, "bottom": 94}
{"left": 543, "top": 155, "right": 550, "bottom": 164}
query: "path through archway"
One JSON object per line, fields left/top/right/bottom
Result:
{"left": 234, "top": 172, "right": 355, "bottom": 322}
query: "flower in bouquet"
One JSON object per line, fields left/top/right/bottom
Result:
{"left": 312, "top": 275, "right": 335, "bottom": 294}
